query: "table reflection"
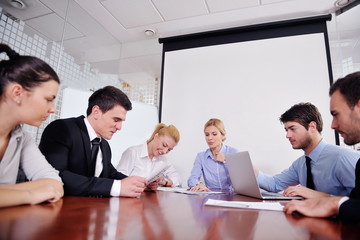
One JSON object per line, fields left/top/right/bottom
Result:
{"left": 0, "top": 200, "right": 63, "bottom": 240}
{"left": 0, "top": 192, "right": 357, "bottom": 240}
{"left": 286, "top": 213, "right": 360, "bottom": 240}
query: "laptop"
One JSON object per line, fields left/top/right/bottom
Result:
{"left": 225, "top": 151, "right": 303, "bottom": 200}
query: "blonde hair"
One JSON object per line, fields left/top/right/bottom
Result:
{"left": 147, "top": 123, "right": 180, "bottom": 144}
{"left": 204, "top": 118, "right": 226, "bottom": 141}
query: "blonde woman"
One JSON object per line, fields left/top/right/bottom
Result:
{"left": 188, "top": 118, "right": 239, "bottom": 192}
{"left": 117, "top": 123, "right": 181, "bottom": 189}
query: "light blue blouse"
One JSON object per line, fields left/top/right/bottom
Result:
{"left": 187, "top": 144, "right": 238, "bottom": 190}
{"left": 257, "top": 139, "right": 360, "bottom": 196}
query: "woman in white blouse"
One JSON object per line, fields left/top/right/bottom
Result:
{"left": 0, "top": 44, "right": 63, "bottom": 208}
{"left": 117, "top": 123, "right": 181, "bottom": 189}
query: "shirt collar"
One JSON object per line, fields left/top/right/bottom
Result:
{"left": 84, "top": 117, "right": 100, "bottom": 141}
{"left": 140, "top": 142, "right": 149, "bottom": 158}
{"left": 9, "top": 126, "right": 23, "bottom": 144}
{"left": 206, "top": 143, "right": 224, "bottom": 159}
{"left": 307, "top": 138, "right": 326, "bottom": 162}
{"left": 10, "top": 125, "right": 22, "bottom": 138}
{"left": 141, "top": 142, "right": 163, "bottom": 162}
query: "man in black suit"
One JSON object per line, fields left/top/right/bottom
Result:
{"left": 284, "top": 71, "right": 360, "bottom": 222}
{"left": 39, "top": 86, "right": 146, "bottom": 197}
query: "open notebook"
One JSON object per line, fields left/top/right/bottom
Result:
{"left": 226, "top": 151, "right": 303, "bottom": 200}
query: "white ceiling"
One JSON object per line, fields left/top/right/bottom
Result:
{"left": 0, "top": 0, "right": 359, "bottom": 84}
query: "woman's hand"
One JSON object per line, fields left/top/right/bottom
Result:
{"left": 213, "top": 152, "right": 226, "bottom": 163}
{"left": 189, "top": 183, "right": 211, "bottom": 192}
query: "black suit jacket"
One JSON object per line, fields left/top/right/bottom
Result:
{"left": 339, "top": 158, "right": 360, "bottom": 222}
{"left": 39, "top": 116, "right": 127, "bottom": 197}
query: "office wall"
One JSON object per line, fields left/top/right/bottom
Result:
{"left": 160, "top": 17, "right": 334, "bottom": 187}
{"left": 0, "top": 7, "right": 158, "bottom": 145}
{"left": 327, "top": 3, "right": 360, "bottom": 149}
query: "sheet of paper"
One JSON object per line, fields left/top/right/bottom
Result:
{"left": 156, "top": 187, "right": 182, "bottom": 192}
{"left": 205, "top": 199, "right": 284, "bottom": 211}
{"left": 147, "top": 166, "right": 167, "bottom": 183}
{"left": 174, "top": 188, "right": 225, "bottom": 195}
{"left": 157, "top": 187, "right": 224, "bottom": 195}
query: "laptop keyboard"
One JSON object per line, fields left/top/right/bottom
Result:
{"left": 261, "top": 191, "right": 283, "bottom": 197}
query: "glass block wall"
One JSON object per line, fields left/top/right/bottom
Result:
{"left": 0, "top": 7, "right": 159, "bottom": 143}
{"left": 327, "top": 5, "right": 360, "bottom": 149}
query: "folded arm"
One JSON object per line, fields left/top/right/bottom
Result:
{"left": 0, "top": 179, "right": 63, "bottom": 208}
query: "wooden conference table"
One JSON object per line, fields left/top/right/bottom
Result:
{"left": 0, "top": 190, "right": 359, "bottom": 240}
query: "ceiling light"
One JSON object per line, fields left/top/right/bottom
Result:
{"left": 144, "top": 29, "right": 156, "bottom": 37}
{"left": 335, "top": 0, "right": 349, "bottom": 7}
{"left": 6, "top": 0, "right": 26, "bottom": 9}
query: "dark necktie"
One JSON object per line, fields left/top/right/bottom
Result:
{"left": 90, "top": 138, "right": 100, "bottom": 176}
{"left": 305, "top": 156, "right": 315, "bottom": 190}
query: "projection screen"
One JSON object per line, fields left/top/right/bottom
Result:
{"left": 159, "top": 15, "right": 334, "bottom": 187}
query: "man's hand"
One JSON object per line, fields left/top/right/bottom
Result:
{"left": 120, "top": 176, "right": 146, "bottom": 197}
{"left": 283, "top": 196, "right": 342, "bottom": 218}
{"left": 283, "top": 185, "right": 330, "bottom": 199}
{"left": 145, "top": 178, "right": 161, "bottom": 191}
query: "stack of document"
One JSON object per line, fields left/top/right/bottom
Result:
{"left": 205, "top": 199, "right": 284, "bottom": 211}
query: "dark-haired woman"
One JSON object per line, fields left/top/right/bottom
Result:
{"left": 0, "top": 44, "right": 63, "bottom": 208}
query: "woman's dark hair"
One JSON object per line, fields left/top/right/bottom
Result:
{"left": 0, "top": 43, "right": 60, "bottom": 97}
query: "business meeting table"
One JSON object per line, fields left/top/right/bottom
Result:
{"left": 0, "top": 189, "right": 359, "bottom": 240}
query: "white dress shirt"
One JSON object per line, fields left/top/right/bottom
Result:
{"left": 117, "top": 142, "right": 181, "bottom": 187}
{"left": 84, "top": 117, "right": 121, "bottom": 196}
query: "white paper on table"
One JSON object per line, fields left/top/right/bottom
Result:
{"left": 157, "top": 187, "right": 224, "bottom": 195}
{"left": 205, "top": 199, "right": 284, "bottom": 211}
{"left": 174, "top": 188, "right": 224, "bottom": 195}
{"left": 156, "top": 187, "right": 183, "bottom": 192}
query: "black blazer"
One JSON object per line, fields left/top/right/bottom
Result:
{"left": 39, "top": 116, "right": 127, "bottom": 197}
{"left": 339, "top": 158, "right": 360, "bottom": 222}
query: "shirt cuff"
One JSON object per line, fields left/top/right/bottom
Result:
{"left": 110, "top": 180, "right": 122, "bottom": 197}
{"left": 338, "top": 196, "right": 349, "bottom": 209}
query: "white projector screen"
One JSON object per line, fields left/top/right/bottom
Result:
{"left": 160, "top": 16, "right": 335, "bottom": 187}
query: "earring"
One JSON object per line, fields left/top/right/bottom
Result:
{"left": 16, "top": 99, "right": 21, "bottom": 104}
